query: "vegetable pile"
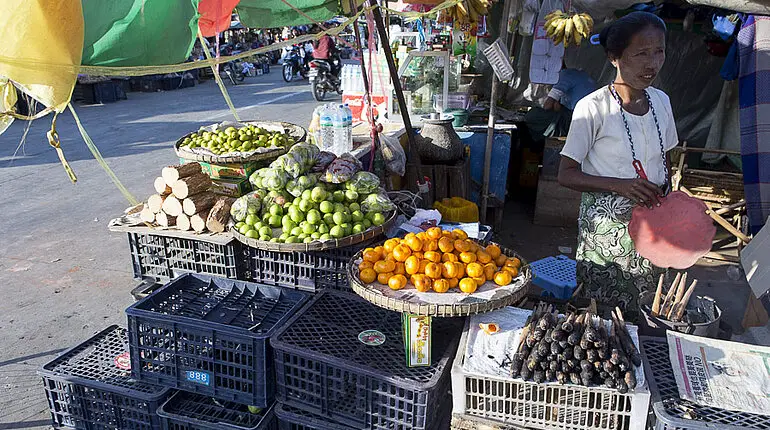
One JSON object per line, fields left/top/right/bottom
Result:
{"left": 180, "top": 124, "right": 295, "bottom": 155}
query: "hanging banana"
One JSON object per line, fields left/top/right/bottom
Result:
{"left": 543, "top": 9, "right": 594, "bottom": 47}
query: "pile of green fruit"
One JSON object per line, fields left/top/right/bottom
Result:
{"left": 179, "top": 124, "right": 295, "bottom": 155}
{"left": 230, "top": 143, "right": 395, "bottom": 244}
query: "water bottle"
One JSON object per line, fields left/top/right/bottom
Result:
{"left": 343, "top": 104, "right": 353, "bottom": 153}
{"left": 319, "top": 105, "right": 334, "bottom": 152}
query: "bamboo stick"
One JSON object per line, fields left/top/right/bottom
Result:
{"left": 651, "top": 274, "right": 664, "bottom": 317}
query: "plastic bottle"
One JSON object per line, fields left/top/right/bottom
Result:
{"left": 343, "top": 104, "right": 353, "bottom": 153}
{"left": 319, "top": 104, "right": 334, "bottom": 152}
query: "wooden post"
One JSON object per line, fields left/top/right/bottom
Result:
{"left": 350, "top": 0, "right": 380, "bottom": 162}
{"left": 481, "top": 0, "right": 512, "bottom": 224}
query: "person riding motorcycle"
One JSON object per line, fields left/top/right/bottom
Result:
{"left": 312, "top": 33, "right": 340, "bottom": 82}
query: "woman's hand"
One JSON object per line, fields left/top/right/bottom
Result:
{"left": 611, "top": 178, "right": 662, "bottom": 208}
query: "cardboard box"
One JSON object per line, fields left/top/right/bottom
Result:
{"left": 180, "top": 158, "right": 262, "bottom": 179}
{"left": 211, "top": 177, "right": 251, "bottom": 198}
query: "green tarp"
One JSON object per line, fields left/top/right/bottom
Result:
{"left": 81, "top": 0, "right": 199, "bottom": 66}
{"left": 236, "top": 0, "right": 338, "bottom": 29}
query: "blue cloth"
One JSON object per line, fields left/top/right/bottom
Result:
{"left": 553, "top": 69, "right": 597, "bottom": 111}
{"left": 738, "top": 15, "right": 770, "bottom": 234}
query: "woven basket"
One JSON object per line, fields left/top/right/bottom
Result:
{"left": 175, "top": 121, "right": 307, "bottom": 164}
{"left": 349, "top": 240, "right": 531, "bottom": 317}
{"left": 232, "top": 211, "right": 397, "bottom": 252}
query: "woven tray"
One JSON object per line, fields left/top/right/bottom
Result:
{"left": 175, "top": 121, "right": 307, "bottom": 164}
{"left": 232, "top": 210, "right": 397, "bottom": 252}
{"left": 349, "top": 240, "right": 531, "bottom": 317}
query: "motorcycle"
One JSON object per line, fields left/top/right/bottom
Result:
{"left": 221, "top": 61, "right": 245, "bottom": 85}
{"left": 308, "top": 56, "right": 342, "bottom": 101}
{"left": 281, "top": 45, "right": 308, "bottom": 82}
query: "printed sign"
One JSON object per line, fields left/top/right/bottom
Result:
{"left": 113, "top": 352, "right": 131, "bottom": 371}
{"left": 358, "top": 330, "right": 386, "bottom": 346}
{"left": 403, "top": 314, "right": 432, "bottom": 367}
{"left": 185, "top": 370, "right": 211, "bottom": 386}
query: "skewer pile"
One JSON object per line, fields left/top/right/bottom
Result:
{"left": 650, "top": 272, "right": 698, "bottom": 323}
{"left": 509, "top": 303, "right": 641, "bottom": 393}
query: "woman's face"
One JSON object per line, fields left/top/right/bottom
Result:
{"left": 612, "top": 26, "right": 666, "bottom": 90}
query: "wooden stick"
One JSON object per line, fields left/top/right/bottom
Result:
{"left": 177, "top": 213, "right": 191, "bottom": 231}
{"left": 651, "top": 274, "right": 664, "bottom": 317}
{"left": 161, "top": 195, "right": 183, "bottom": 217}
{"left": 139, "top": 207, "right": 156, "bottom": 224}
{"left": 660, "top": 273, "right": 681, "bottom": 317}
{"left": 154, "top": 177, "right": 172, "bottom": 195}
{"left": 680, "top": 186, "right": 751, "bottom": 244}
{"left": 156, "top": 212, "right": 176, "bottom": 227}
{"left": 162, "top": 163, "right": 202, "bottom": 186}
{"left": 571, "top": 282, "right": 584, "bottom": 299}
{"left": 147, "top": 194, "right": 166, "bottom": 213}
{"left": 668, "top": 273, "right": 688, "bottom": 319}
{"left": 673, "top": 279, "right": 698, "bottom": 322}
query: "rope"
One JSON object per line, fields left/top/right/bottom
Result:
{"left": 46, "top": 112, "right": 77, "bottom": 183}
{"left": 197, "top": 32, "right": 241, "bottom": 122}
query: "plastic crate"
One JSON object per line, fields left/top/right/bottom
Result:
{"left": 127, "top": 231, "right": 242, "bottom": 283}
{"left": 157, "top": 391, "right": 278, "bottom": 430}
{"left": 271, "top": 290, "right": 460, "bottom": 430}
{"left": 241, "top": 237, "right": 381, "bottom": 292}
{"left": 641, "top": 337, "right": 770, "bottom": 430}
{"left": 529, "top": 255, "right": 577, "bottom": 299}
{"left": 274, "top": 404, "right": 355, "bottom": 430}
{"left": 39, "top": 325, "right": 171, "bottom": 430}
{"left": 127, "top": 274, "right": 310, "bottom": 407}
{"left": 451, "top": 322, "right": 651, "bottom": 430}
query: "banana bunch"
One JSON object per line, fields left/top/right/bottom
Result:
{"left": 446, "top": 0, "right": 494, "bottom": 24}
{"left": 544, "top": 10, "right": 593, "bottom": 47}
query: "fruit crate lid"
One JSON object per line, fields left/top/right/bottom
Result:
{"left": 129, "top": 274, "right": 308, "bottom": 335}
{"left": 641, "top": 337, "right": 770, "bottom": 429}
{"left": 271, "top": 290, "right": 461, "bottom": 389}
{"left": 158, "top": 391, "right": 273, "bottom": 429}
{"left": 530, "top": 255, "right": 576, "bottom": 289}
{"left": 274, "top": 403, "right": 355, "bottom": 430}
{"left": 39, "top": 325, "right": 168, "bottom": 398}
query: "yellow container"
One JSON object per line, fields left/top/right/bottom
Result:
{"left": 433, "top": 197, "right": 479, "bottom": 223}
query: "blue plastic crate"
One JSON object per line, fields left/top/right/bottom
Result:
{"left": 530, "top": 255, "right": 577, "bottom": 299}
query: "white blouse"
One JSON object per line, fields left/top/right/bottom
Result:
{"left": 561, "top": 86, "right": 679, "bottom": 187}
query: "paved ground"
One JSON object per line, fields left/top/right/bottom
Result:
{"left": 0, "top": 70, "right": 753, "bottom": 429}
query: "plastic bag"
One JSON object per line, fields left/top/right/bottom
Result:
{"left": 379, "top": 133, "right": 406, "bottom": 176}
{"left": 346, "top": 171, "right": 380, "bottom": 195}
{"left": 312, "top": 151, "right": 336, "bottom": 172}
{"left": 230, "top": 192, "right": 262, "bottom": 222}
{"left": 361, "top": 189, "right": 396, "bottom": 213}
{"left": 248, "top": 167, "right": 272, "bottom": 189}
{"left": 321, "top": 154, "right": 362, "bottom": 183}
{"left": 261, "top": 168, "right": 290, "bottom": 191}
{"left": 286, "top": 173, "right": 319, "bottom": 197}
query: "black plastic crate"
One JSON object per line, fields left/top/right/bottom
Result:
{"left": 271, "top": 290, "right": 460, "bottom": 430}
{"left": 127, "top": 274, "right": 310, "bottom": 407}
{"left": 39, "top": 325, "right": 171, "bottom": 430}
{"left": 158, "top": 391, "right": 277, "bottom": 430}
{"left": 641, "top": 337, "right": 770, "bottom": 430}
{"left": 242, "top": 237, "right": 381, "bottom": 292}
{"left": 274, "top": 404, "right": 354, "bottom": 430}
{"left": 127, "top": 231, "right": 242, "bottom": 283}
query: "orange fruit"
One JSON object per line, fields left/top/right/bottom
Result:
{"left": 503, "top": 266, "right": 519, "bottom": 277}
{"left": 426, "top": 227, "right": 443, "bottom": 240}
{"left": 413, "top": 251, "right": 424, "bottom": 260}
{"left": 486, "top": 244, "right": 502, "bottom": 259}
{"left": 412, "top": 274, "right": 432, "bottom": 292}
{"left": 359, "top": 261, "right": 374, "bottom": 271}
{"left": 405, "top": 256, "right": 421, "bottom": 275}
{"left": 442, "top": 230, "right": 453, "bottom": 239}
{"left": 374, "top": 246, "right": 385, "bottom": 256}
{"left": 383, "top": 238, "right": 400, "bottom": 253}
{"left": 394, "top": 262, "right": 406, "bottom": 275}
{"left": 425, "top": 262, "right": 442, "bottom": 279}
{"left": 392, "top": 244, "right": 412, "bottom": 262}
{"left": 447, "top": 277, "right": 459, "bottom": 289}
{"left": 404, "top": 235, "right": 423, "bottom": 252}
{"left": 423, "top": 240, "right": 438, "bottom": 252}
{"left": 388, "top": 274, "right": 407, "bottom": 290}
{"left": 494, "top": 270, "right": 513, "bottom": 286}
{"left": 438, "top": 236, "right": 454, "bottom": 253}
{"left": 466, "top": 262, "right": 483, "bottom": 278}
{"left": 432, "top": 278, "right": 450, "bottom": 293}
{"left": 442, "top": 261, "right": 459, "bottom": 279}
{"left": 454, "top": 262, "right": 466, "bottom": 278}
{"left": 441, "top": 252, "right": 458, "bottom": 263}
{"left": 472, "top": 275, "right": 487, "bottom": 286}
{"left": 374, "top": 260, "right": 396, "bottom": 274}
{"left": 377, "top": 271, "right": 393, "bottom": 284}
{"left": 506, "top": 257, "right": 522, "bottom": 268}
{"left": 467, "top": 242, "right": 479, "bottom": 254}
{"left": 360, "top": 268, "right": 377, "bottom": 284}
{"left": 476, "top": 250, "right": 492, "bottom": 264}
{"left": 418, "top": 259, "right": 430, "bottom": 274}
{"left": 385, "top": 253, "right": 397, "bottom": 262}
{"left": 483, "top": 263, "right": 497, "bottom": 281}
{"left": 454, "top": 239, "right": 471, "bottom": 253}
{"left": 363, "top": 248, "right": 381, "bottom": 263}
{"left": 494, "top": 254, "right": 508, "bottom": 267}
{"left": 460, "top": 252, "right": 477, "bottom": 264}
{"left": 424, "top": 251, "right": 442, "bottom": 263}
{"left": 459, "top": 277, "right": 478, "bottom": 293}
{"left": 416, "top": 232, "right": 428, "bottom": 242}
{"left": 453, "top": 229, "right": 468, "bottom": 240}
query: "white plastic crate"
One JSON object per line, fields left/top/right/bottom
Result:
{"left": 451, "top": 322, "right": 651, "bottom": 430}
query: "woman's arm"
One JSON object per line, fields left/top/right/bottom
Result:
{"left": 558, "top": 156, "right": 663, "bottom": 207}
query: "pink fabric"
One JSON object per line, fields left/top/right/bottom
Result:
{"left": 629, "top": 191, "right": 716, "bottom": 269}
{"left": 198, "top": 0, "right": 240, "bottom": 37}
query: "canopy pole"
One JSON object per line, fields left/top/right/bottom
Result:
{"left": 350, "top": 0, "right": 380, "bottom": 170}
{"left": 480, "top": 0, "right": 512, "bottom": 224}
{"left": 367, "top": 0, "right": 418, "bottom": 154}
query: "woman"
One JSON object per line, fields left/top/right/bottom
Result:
{"left": 558, "top": 12, "right": 678, "bottom": 317}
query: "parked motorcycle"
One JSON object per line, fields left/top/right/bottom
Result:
{"left": 281, "top": 46, "right": 308, "bottom": 82}
{"left": 308, "top": 56, "right": 342, "bottom": 101}
{"left": 221, "top": 61, "right": 245, "bottom": 85}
